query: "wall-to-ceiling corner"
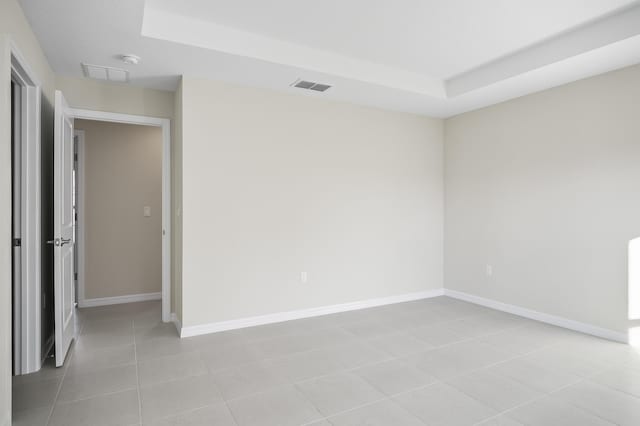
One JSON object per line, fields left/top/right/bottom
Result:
{"left": 172, "top": 77, "right": 183, "bottom": 325}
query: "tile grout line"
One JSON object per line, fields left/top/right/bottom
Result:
{"left": 543, "top": 367, "right": 640, "bottom": 426}
{"left": 43, "top": 318, "right": 86, "bottom": 426}
{"left": 469, "top": 356, "right": 632, "bottom": 425}
{"left": 468, "top": 378, "right": 587, "bottom": 425}
{"left": 133, "top": 319, "right": 143, "bottom": 425}
{"left": 221, "top": 399, "right": 241, "bottom": 426}
{"left": 50, "top": 386, "right": 140, "bottom": 405}
{"left": 43, "top": 361, "right": 68, "bottom": 426}
{"left": 198, "top": 349, "right": 241, "bottom": 426}
{"left": 297, "top": 384, "right": 435, "bottom": 425}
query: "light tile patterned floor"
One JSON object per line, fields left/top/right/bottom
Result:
{"left": 11, "top": 297, "right": 640, "bottom": 425}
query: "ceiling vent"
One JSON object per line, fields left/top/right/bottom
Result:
{"left": 81, "top": 63, "right": 130, "bottom": 83}
{"left": 291, "top": 79, "right": 332, "bottom": 92}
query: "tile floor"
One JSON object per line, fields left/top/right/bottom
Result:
{"left": 11, "top": 297, "right": 640, "bottom": 425}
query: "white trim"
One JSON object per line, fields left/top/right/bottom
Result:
{"left": 9, "top": 40, "right": 42, "bottom": 375}
{"left": 8, "top": 40, "right": 41, "bottom": 86}
{"left": 444, "top": 289, "right": 628, "bottom": 343}
{"left": 179, "top": 289, "right": 445, "bottom": 338}
{"left": 78, "top": 292, "right": 162, "bottom": 308}
{"left": 69, "top": 109, "right": 167, "bottom": 127}
{"left": 170, "top": 312, "right": 182, "bottom": 336}
{"left": 74, "top": 130, "right": 86, "bottom": 306}
{"left": 11, "top": 76, "right": 22, "bottom": 376}
{"left": 68, "top": 108, "right": 171, "bottom": 323}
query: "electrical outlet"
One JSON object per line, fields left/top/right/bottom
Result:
{"left": 486, "top": 264, "right": 493, "bottom": 276}
{"left": 300, "top": 271, "right": 308, "bottom": 283}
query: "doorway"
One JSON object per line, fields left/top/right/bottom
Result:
{"left": 74, "top": 120, "right": 164, "bottom": 310}
{"left": 69, "top": 110, "right": 172, "bottom": 323}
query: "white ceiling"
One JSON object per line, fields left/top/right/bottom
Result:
{"left": 147, "top": 0, "right": 631, "bottom": 79}
{"left": 18, "top": 0, "right": 640, "bottom": 117}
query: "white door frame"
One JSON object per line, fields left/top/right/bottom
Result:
{"left": 74, "top": 130, "right": 84, "bottom": 306}
{"left": 10, "top": 41, "right": 42, "bottom": 375}
{"left": 68, "top": 109, "right": 171, "bottom": 323}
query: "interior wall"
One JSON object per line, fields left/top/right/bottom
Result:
{"left": 0, "top": 0, "right": 56, "bottom": 423}
{"left": 75, "top": 119, "right": 163, "bottom": 300}
{"left": 180, "top": 77, "right": 444, "bottom": 328}
{"left": 445, "top": 64, "right": 640, "bottom": 335}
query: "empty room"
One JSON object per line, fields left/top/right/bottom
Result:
{"left": 2, "top": 0, "right": 640, "bottom": 425}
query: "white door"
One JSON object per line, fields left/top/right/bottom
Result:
{"left": 53, "top": 90, "right": 76, "bottom": 367}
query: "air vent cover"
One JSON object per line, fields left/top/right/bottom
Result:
{"left": 292, "top": 79, "right": 332, "bottom": 92}
{"left": 81, "top": 63, "right": 130, "bottom": 83}
{"left": 309, "top": 83, "right": 331, "bottom": 92}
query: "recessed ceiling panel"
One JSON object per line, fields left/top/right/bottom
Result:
{"left": 146, "top": 0, "right": 634, "bottom": 79}
{"left": 17, "top": 0, "right": 640, "bottom": 117}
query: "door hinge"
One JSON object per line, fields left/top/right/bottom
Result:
{"left": 74, "top": 272, "right": 78, "bottom": 281}
{"left": 74, "top": 153, "right": 78, "bottom": 161}
{"left": 13, "top": 238, "right": 21, "bottom": 247}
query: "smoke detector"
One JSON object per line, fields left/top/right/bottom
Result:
{"left": 121, "top": 54, "right": 141, "bottom": 65}
{"left": 291, "top": 79, "right": 332, "bottom": 92}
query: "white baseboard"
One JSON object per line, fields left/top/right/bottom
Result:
{"left": 444, "top": 289, "right": 628, "bottom": 343}
{"left": 78, "top": 292, "right": 161, "bottom": 308}
{"left": 179, "top": 288, "right": 445, "bottom": 338}
{"left": 170, "top": 312, "right": 182, "bottom": 335}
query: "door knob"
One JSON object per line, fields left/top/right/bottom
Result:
{"left": 46, "top": 238, "right": 72, "bottom": 247}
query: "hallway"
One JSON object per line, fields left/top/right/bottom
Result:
{"left": 11, "top": 298, "right": 640, "bottom": 425}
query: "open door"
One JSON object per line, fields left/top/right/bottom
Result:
{"left": 52, "top": 90, "right": 76, "bottom": 367}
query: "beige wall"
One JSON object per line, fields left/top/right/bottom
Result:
{"left": 445, "top": 64, "right": 640, "bottom": 334}
{"left": 180, "top": 77, "right": 444, "bottom": 327}
{"left": 76, "top": 120, "right": 163, "bottom": 300}
{"left": 1, "top": 0, "right": 56, "bottom": 423}
{"left": 56, "top": 76, "right": 174, "bottom": 119}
